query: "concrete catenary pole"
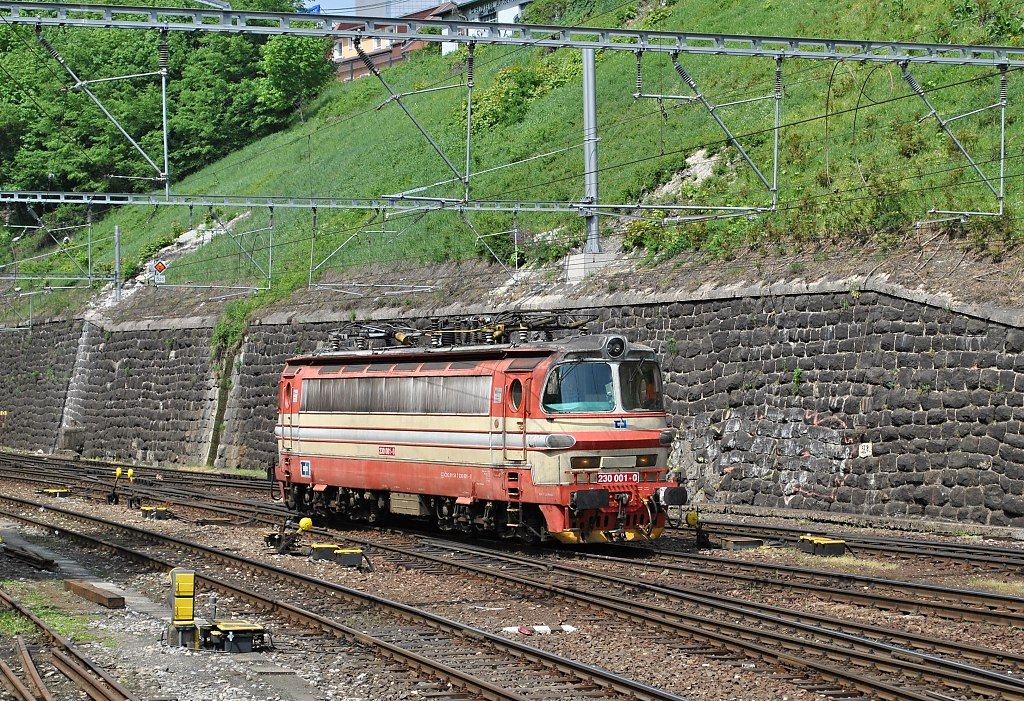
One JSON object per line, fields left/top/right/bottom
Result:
{"left": 113, "top": 225, "right": 122, "bottom": 303}
{"left": 582, "top": 48, "right": 600, "bottom": 254}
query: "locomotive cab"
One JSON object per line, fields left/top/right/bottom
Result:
{"left": 526, "top": 336, "right": 685, "bottom": 543}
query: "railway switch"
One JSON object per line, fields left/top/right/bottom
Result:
{"left": 264, "top": 517, "right": 313, "bottom": 554}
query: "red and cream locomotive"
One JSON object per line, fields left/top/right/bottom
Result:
{"left": 275, "top": 316, "right": 687, "bottom": 543}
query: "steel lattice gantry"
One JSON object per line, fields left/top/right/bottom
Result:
{"left": 1, "top": 2, "right": 1024, "bottom": 66}
{"left": 0, "top": 0, "right": 1019, "bottom": 274}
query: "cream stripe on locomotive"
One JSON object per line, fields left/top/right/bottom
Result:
{"left": 276, "top": 425, "right": 572, "bottom": 450}
{"left": 281, "top": 413, "right": 666, "bottom": 432}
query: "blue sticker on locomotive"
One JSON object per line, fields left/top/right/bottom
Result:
{"left": 300, "top": 460, "right": 311, "bottom": 477}
{"left": 613, "top": 419, "right": 628, "bottom": 429}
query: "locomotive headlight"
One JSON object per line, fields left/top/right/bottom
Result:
{"left": 571, "top": 456, "right": 600, "bottom": 469}
{"left": 604, "top": 336, "right": 626, "bottom": 359}
{"left": 545, "top": 434, "right": 576, "bottom": 449}
{"left": 635, "top": 454, "right": 656, "bottom": 467}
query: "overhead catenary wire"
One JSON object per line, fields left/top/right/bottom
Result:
{"left": 147, "top": 147, "right": 1024, "bottom": 289}
{"left": 5, "top": 5, "right": 1018, "bottom": 305}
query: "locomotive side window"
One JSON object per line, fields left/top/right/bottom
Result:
{"left": 619, "top": 360, "right": 664, "bottom": 412}
{"left": 508, "top": 378, "right": 523, "bottom": 411}
{"left": 542, "top": 362, "right": 615, "bottom": 413}
{"left": 301, "top": 375, "right": 490, "bottom": 415}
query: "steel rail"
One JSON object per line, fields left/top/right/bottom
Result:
{"left": 0, "top": 588, "right": 138, "bottom": 701}
{"left": 0, "top": 498, "right": 688, "bottom": 701}
{"left": 5, "top": 468, "right": 1022, "bottom": 696}
{"left": 697, "top": 520, "right": 1024, "bottom": 569}
{"left": 4, "top": 453, "right": 1023, "bottom": 626}
{"left": 0, "top": 659, "right": 35, "bottom": 701}
{"left": 5, "top": 455, "right": 1022, "bottom": 627}
{"left": 402, "top": 537, "right": 1024, "bottom": 697}
{"left": 0, "top": 450, "right": 270, "bottom": 487}
{"left": 15, "top": 636, "right": 54, "bottom": 701}
{"left": 0, "top": 497, "right": 968, "bottom": 701}
{"left": 49, "top": 650, "right": 124, "bottom": 701}
{"left": 1, "top": 2, "right": 1023, "bottom": 66}
{"left": 0, "top": 507, "right": 537, "bottom": 701}
{"left": 591, "top": 546, "right": 1024, "bottom": 626}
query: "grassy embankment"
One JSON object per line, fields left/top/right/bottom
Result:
{"left": 5, "top": 0, "right": 1023, "bottom": 329}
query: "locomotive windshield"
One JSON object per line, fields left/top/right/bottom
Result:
{"left": 542, "top": 359, "right": 665, "bottom": 414}
{"left": 542, "top": 362, "right": 615, "bottom": 413}
{"left": 619, "top": 359, "right": 663, "bottom": 411}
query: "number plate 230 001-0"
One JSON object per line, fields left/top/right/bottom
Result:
{"left": 595, "top": 471, "right": 640, "bottom": 484}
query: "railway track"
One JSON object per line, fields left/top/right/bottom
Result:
{"left": 589, "top": 545, "right": 1024, "bottom": 627}
{"left": 0, "top": 450, "right": 270, "bottom": 491}
{"left": 4, "top": 494, "right": 1023, "bottom": 701}
{"left": 0, "top": 494, "right": 687, "bottom": 701}
{"left": 6, "top": 457, "right": 1024, "bottom": 630}
{"left": 691, "top": 519, "right": 1024, "bottom": 571}
{"left": 0, "top": 588, "right": 137, "bottom": 701}
{"left": 7, "top": 449, "right": 1024, "bottom": 574}
{"left": 350, "top": 536, "right": 1024, "bottom": 699}
{"left": 6, "top": 453, "right": 1024, "bottom": 699}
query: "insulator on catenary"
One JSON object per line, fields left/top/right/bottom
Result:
{"left": 903, "top": 70, "right": 925, "bottom": 97}
{"left": 1000, "top": 70, "right": 1008, "bottom": 104}
{"left": 671, "top": 57, "right": 697, "bottom": 90}
{"left": 37, "top": 35, "right": 62, "bottom": 62}
{"left": 159, "top": 40, "right": 169, "bottom": 70}
{"left": 466, "top": 47, "right": 475, "bottom": 87}
{"left": 634, "top": 53, "right": 643, "bottom": 94}
{"left": 774, "top": 63, "right": 783, "bottom": 99}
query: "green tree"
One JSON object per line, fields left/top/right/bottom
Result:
{"left": 256, "top": 36, "right": 333, "bottom": 117}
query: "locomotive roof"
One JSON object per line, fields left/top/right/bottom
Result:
{"left": 287, "top": 334, "right": 654, "bottom": 366}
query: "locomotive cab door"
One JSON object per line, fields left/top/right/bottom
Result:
{"left": 502, "top": 374, "right": 529, "bottom": 463}
{"left": 281, "top": 381, "right": 297, "bottom": 455}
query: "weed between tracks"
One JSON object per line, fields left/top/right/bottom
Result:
{"left": 753, "top": 548, "right": 900, "bottom": 574}
{"left": 0, "top": 610, "right": 33, "bottom": 636}
{"left": 967, "top": 577, "right": 1024, "bottom": 597}
{"left": 0, "top": 580, "right": 101, "bottom": 642}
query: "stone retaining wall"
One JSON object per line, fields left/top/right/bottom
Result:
{"left": 218, "top": 325, "right": 332, "bottom": 470}
{"left": 595, "top": 292, "right": 1024, "bottom": 526}
{"left": 222, "top": 288, "right": 1024, "bottom": 526}
{"left": 0, "top": 320, "right": 83, "bottom": 451}
{"left": 65, "top": 323, "right": 219, "bottom": 465}
{"left": 5, "top": 281, "right": 1024, "bottom": 526}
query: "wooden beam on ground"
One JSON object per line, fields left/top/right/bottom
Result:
{"left": 63, "top": 581, "right": 125, "bottom": 609}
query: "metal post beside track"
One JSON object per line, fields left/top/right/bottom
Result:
{"left": 582, "top": 47, "right": 600, "bottom": 254}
